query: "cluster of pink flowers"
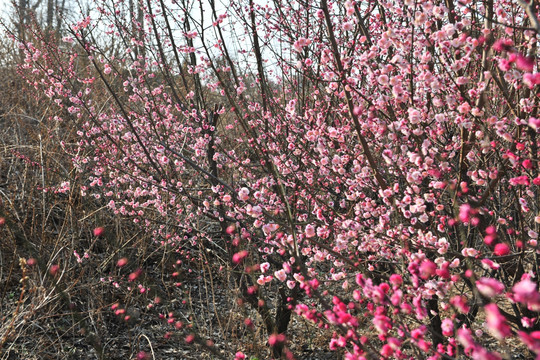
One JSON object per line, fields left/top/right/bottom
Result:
{"left": 19, "top": 0, "right": 540, "bottom": 357}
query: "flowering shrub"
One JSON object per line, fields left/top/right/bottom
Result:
{"left": 17, "top": 0, "right": 540, "bottom": 358}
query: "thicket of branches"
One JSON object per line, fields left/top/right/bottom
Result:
{"left": 1, "top": 0, "right": 540, "bottom": 359}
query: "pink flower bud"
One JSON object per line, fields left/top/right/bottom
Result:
{"left": 128, "top": 268, "right": 142, "bottom": 281}
{"left": 117, "top": 258, "right": 128, "bottom": 267}
{"left": 93, "top": 227, "right": 105, "bottom": 237}
{"left": 137, "top": 351, "right": 149, "bottom": 360}
{"left": 232, "top": 250, "right": 248, "bottom": 264}
{"left": 234, "top": 352, "right": 246, "bottom": 360}
{"left": 185, "top": 334, "right": 195, "bottom": 343}
{"left": 493, "top": 243, "right": 510, "bottom": 256}
{"left": 226, "top": 224, "right": 236, "bottom": 234}
{"left": 49, "top": 264, "right": 60, "bottom": 276}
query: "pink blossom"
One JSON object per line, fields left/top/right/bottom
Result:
{"left": 461, "top": 248, "right": 478, "bottom": 257}
{"left": 450, "top": 295, "right": 470, "bottom": 313}
{"left": 232, "top": 250, "right": 249, "bottom": 264}
{"left": 523, "top": 159, "right": 533, "bottom": 169}
{"left": 441, "top": 318, "right": 454, "bottom": 336}
{"left": 274, "top": 269, "right": 287, "bottom": 281}
{"left": 305, "top": 224, "right": 316, "bottom": 238}
{"left": 459, "top": 204, "right": 473, "bottom": 222}
{"left": 529, "top": 117, "right": 540, "bottom": 131}
{"left": 380, "top": 344, "right": 393, "bottom": 357}
{"left": 137, "top": 351, "right": 149, "bottom": 360}
{"left": 449, "top": 258, "right": 460, "bottom": 268}
{"left": 518, "top": 331, "right": 540, "bottom": 354}
{"left": 93, "top": 227, "right": 105, "bottom": 237}
{"left": 372, "top": 314, "right": 392, "bottom": 335}
{"left": 411, "top": 325, "right": 427, "bottom": 339}
{"left": 492, "top": 38, "right": 513, "bottom": 52}
{"left": 128, "top": 268, "right": 142, "bottom": 282}
{"left": 512, "top": 278, "right": 539, "bottom": 304}
{"left": 345, "top": 0, "right": 355, "bottom": 14}
{"left": 282, "top": 262, "right": 292, "bottom": 273}
{"left": 436, "top": 263, "right": 450, "bottom": 279}
{"left": 456, "top": 76, "right": 469, "bottom": 85}
{"left": 184, "top": 334, "right": 195, "bottom": 343}
{"left": 498, "top": 58, "right": 512, "bottom": 71}
{"left": 72, "top": 16, "right": 91, "bottom": 31}
{"left": 22, "top": 3, "right": 540, "bottom": 358}
{"left": 521, "top": 317, "right": 535, "bottom": 328}
{"left": 257, "top": 275, "right": 273, "bottom": 285}
{"left": 516, "top": 54, "right": 535, "bottom": 72}
{"left": 238, "top": 187, "right": 250, "bottom": 201}
{"left": 457, "top": 102, "right": 471, "bottom": 114}
{"left": 456, "top": 327, "right": 475, "bottom": 351}
{"left": 377, "top": 74, "right": 389, "bottom": 85}
{"left": 485, "top": 303, "right": 512, "bottom": 339}
{"left": 484, "top": 234, "right": 497, "bottom": 245}
{"left": 226, "top": 225, "right": 236, "bottom": 235}
{"left": 523, "top": 73, "right": 540, "bottom": 88}
{"left": 260, "top": 262, "right": 270, "bottom": 273}
{"left": 49, "top": 264, "right": 60, "bottom": 276}
{"left": 408, "top": 108, "right": 422, "bottom": 124}
{"left": 481, "top": 258, "right": 500, "bottom": 270}
{"left": 234, "top": 351, "right": 246, "bottom": 360}
{"left": 268, "top": 333, "right": 286, "bottom": 346}
{"left": 419, "top": 260, "right": 436, "bottom": 279}
{"left": 389, "top": 274, "right": 403, "bottom": 287}
{"left": 476, "top": 277, "right": 504, "bottom": 297}
{"left": 509, "top": 176, "right": 530, "bottom": 186}
{"left": 342, "top": 22, "right": 353, "bottom": 31}
{"left": 293, "top": 37, "right": 311, "bottom": 52}
{"left": 493, "top": 243, "right": 510, "bottom": 256}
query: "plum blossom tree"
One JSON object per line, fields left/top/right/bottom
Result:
{"left": 15, "top": 0, "right": 540, "bottom": 357}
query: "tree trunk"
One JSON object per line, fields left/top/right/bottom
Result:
{"left": 47, "top": 0, "right": 53, "bottom": 29}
